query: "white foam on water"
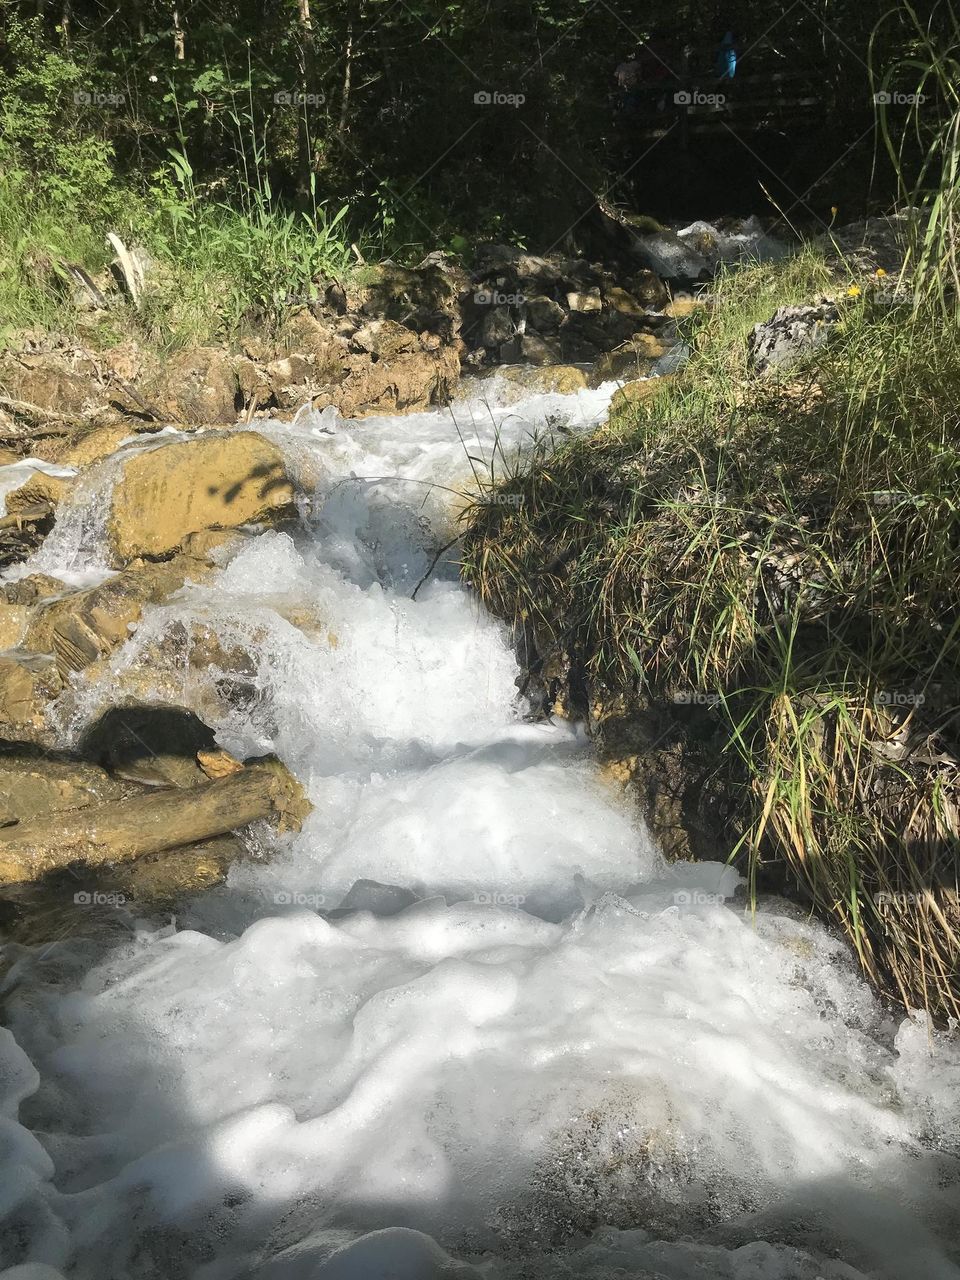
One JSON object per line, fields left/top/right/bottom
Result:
{"left": 1, "top": 384, "right": 959, "bottom": 1280}
{"left": 677, "top": 217, "right": 791, "bottom": 268}
{"left": 0, "top": 460, "right": 77, "bottom": 512}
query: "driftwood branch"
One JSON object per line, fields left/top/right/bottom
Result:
{"left": 0, "top": 396, "right": 76, "bottom": 432}
{"left": 0, "top": 759, "right": 311, "bottom": 885}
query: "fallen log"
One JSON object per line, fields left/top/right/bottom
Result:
{"left": 0, "top": 757, "right": 311, "bottom": 885}
{"left": 0, "top": 395, "right": 72, "bottom": 426}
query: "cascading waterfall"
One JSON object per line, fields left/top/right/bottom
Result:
{"left": 1, "top": 378, "right": 959, "bottom": 1280}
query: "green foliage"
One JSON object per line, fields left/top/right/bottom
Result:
{"left": 874, "top": 0, "right": 960, "bottom": 309}
{"left": 0, "top": 0, "right": 906, "bottom": 250}
{"left": 0, "top": 14, "right": 118, "bottom": 216}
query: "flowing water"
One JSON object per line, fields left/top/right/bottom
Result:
{"left": 1, "top": 378, "right": 959, "bottom": 1280}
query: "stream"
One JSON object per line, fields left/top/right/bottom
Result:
{"left": 1, "top": 375, "right": 959, "bottom": 1279}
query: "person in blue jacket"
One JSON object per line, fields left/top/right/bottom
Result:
{"left": 714, "top": 30, "right": 737, "bottom": 80}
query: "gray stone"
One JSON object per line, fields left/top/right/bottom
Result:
{"left": 747, "top": 303, "right": 839, "bottom": 375}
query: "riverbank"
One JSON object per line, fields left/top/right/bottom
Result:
{"left": 463, "top": 226, "right": 960, "bottom": 1023}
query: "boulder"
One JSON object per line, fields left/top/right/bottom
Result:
{"left": 747, "top": 303, "right": 839, "bottom": 375}
{"left": 2, "top": 575, "right": 66, "bottom": 606}
{"left": 559, "top": 311, "right": 609, "bottom": 362}
{"left": 325, "top": 346, "right": 459, "bottom": 418}
{"left": 0, "top": 755, "right": 128, "bottom": 824}
{"left": 99, "top": 339, "right": 151, "bottom": 384}
{"left": 276, "top": 309, "right": 345, "bottom": 377}
{"left": 5, "top": 472, "right": 73, "bottom": 514}
{"left": 350, "top": 318, "right": 419, "bottom": 361}
{"left": 525, "top": 296, "right": 566, "bottom": 334}
{"left": 513, "top": 253, "right": 563, "bottom": 285}
{"left": 106, "top": 432, "right": 296, "bottom": 563}
{"left": 23, "top": 553, "right": 214, "bottom": 678}
{"left": 0, "top": 352, "right": 103, "bottom": 416}
{"left": 354, "top": 261, "right": 465, "bottom": 333}
{"left": 45, "top": 424, "right": 135, "bottom": 469}
{"left": 480, "top": 306, "right": 515, "bottom": 350}
{"left": 603, "top": 287, "right": 647, "bottom": 319}
{"left": 264, "top": 354, "right": 324, "bottom": 412}
{"left": 608, "top": 376, "right": 674, "bottom": 419}
{"left": 591, "top": 334, "right": 672, "bottom": 385}
{"left": 0, "top": 650, "right": 63, "bottom": 745}
{"left": 519, "top": 334, "right": 562, "bottom": 366}
{"left": 496, "top": 365, "right": 588, "bottom": 400}
{"left": 148, "top": 346, "right": 241, "bottom": 425}
{"left": 566, "top": 288, "right": 603, "bottom": 313}
{"left": 0, "top": 603, "right": 29, "bottom": 649}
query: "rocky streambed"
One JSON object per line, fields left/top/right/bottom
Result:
{"left": 0, "top": 216, "right": 958, "bottom": 1280}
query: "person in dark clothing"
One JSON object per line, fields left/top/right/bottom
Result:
{"left": 614, "top": 49, "right": 644, "bottom": 114}
{"left": 635, "top": 31, "right": 677, "bottom": 112}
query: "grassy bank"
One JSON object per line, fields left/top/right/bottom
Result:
{"left": 462, "top": 250, "right": 960, "bottom": 1021}
{"left": 0, "top": 159, "right": 360, "bottom": 353}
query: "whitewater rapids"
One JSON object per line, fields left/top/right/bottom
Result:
{"left": 0, "top": 376, "right": 958, "bottom": 1280}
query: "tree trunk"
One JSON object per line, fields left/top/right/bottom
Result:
{"left": 0, "top": 759, "right": 310, "bottom": 885}
{"left": 338, "top": 5, "right": 357, "bottom": 136}
{"left": 296, "top": 0, "right": 317, "bottom": 206}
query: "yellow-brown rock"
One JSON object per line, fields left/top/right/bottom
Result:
{"left": 23, "top": 553, "right": 214, "bottom": 678}
{"left": 105, "top": 432, "right": 296, "bottom": 563}
{"left": 0, "top": 650, "right": 64, "bottom": 744}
